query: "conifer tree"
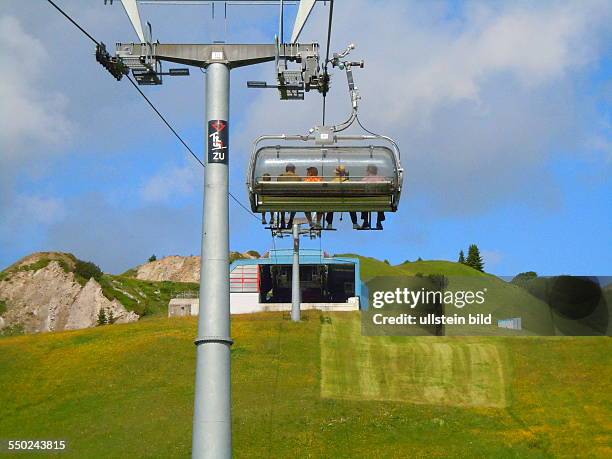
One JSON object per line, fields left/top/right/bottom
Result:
{"left": 97, "top": 308, "right": 107, "bottom": 326}
{"left": 458, "top": 250, "right": 465, "bottom": 264}
{"left": 466, "top": 244, "right": 484, "bottom": 272}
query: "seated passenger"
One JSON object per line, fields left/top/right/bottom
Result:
{"left": 360, "top": 164, "right": 386, "bottom": 230}
{"left": 325, "top": 165, "right": 349, "bottom": 229}
{"left": 361, "top": 164, "right": 384, "bottom": 182}
{"left": 304, "top": 167, "right": 324, "bottom": 228}
{"left": 277, "top": 163, "right": 301, "bottom": 182}
{"left": 303, "top": 166, "right": 322, "bottom": 182}
{"left": 277, "top": 164, "right": 301, "bottom": 229}
{"left": 260, "top": 173, "right": 274, "bottom": 225}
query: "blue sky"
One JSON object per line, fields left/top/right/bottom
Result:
{"left": 0, "top": 0, "right": 610, "bottom": 276}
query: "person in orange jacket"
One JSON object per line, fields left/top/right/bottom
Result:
{"left": 303, "top": 166, "right": 324, "bottom": 228}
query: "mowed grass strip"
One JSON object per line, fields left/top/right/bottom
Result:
{"left": 321, "top": 313, "right": 507, "bottom": 407}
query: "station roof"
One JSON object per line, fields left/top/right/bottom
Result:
{"left": 231, "top": 249, "right": 360, "bottom": 267}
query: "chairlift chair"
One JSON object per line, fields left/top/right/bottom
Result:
{"left": 247, "top": 43, "right": 403, "bottom": 221}
{"left": 247, "top": 132, "right": 403, "bottom": 213}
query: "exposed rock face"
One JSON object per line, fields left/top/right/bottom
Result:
{"left": 0, "top": 260, "right": 138, "bottom": 334}
{"left": 0, "top": 261, "right": 81, "bottom": 333}
{"left": 65, "top": 279, "right": 139, "bottom": 330}
{"left": 134, "top": 252, "right": 260, "bottom": 283}
{"left": 135, "top": 256, "right": 200, "bottom": 283}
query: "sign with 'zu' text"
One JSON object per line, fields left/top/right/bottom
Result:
{"left": 208, "top": 120, "right": 228, "bottom": 164}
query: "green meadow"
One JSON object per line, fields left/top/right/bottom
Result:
{"left": 1, "top": 312, "right": 610, "bottom": 458}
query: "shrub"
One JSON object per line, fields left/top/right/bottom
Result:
{"left": 511, "top": 271, "right": 538, "bottom": 286}
{"left": 0, "top": 323, "right": 24, "bottom": 337}
{"left": 122, "top": 268, "right": 137, "bottom": 278}
{"left": 75, "top": 260, "right": 103, "bottom": 281}
{"left": 19, "top": 259, "right": 52, "bottom": 272}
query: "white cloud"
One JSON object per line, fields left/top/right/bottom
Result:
{"left": 587, "top": 115, "right": 612, "bottom": 164}
{"left": 45, "top": 195, "right": 201, "bottom": 273}
{"left": 0, "top": 15, "right": 74, "bottom": 250}
{"left": 14, "top": 195, "right": 66, "bottom": 225}
{"left": 337, "top": 1, "right": 610, "bottom": 126}
{"left": 140, "top": 164, "right": 201, "bottom": 203}
{"left": 0, "top": 194, "right": 65, "bottom": 246}
{"left": 237, "top": 0, "right": 612, "bottom": 215}
{"left": 0, "top": 15, "right": 73, "bottom": 159}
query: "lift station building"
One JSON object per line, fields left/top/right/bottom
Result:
{"left": 168, "top": 249, "right": 367, "bottom": 316}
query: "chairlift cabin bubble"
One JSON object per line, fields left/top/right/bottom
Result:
{"left": 247, "top": 132, "right": 403, "bottom": 213}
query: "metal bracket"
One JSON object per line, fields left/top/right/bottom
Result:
{"left": 314, "top": 126, "right": 336, "bottom": 144}
{"left": 116, "top": 42, "right": 290, "bottom": 85}
{"left": 114, "top": 40, "right": 323, "bottom": 95}
{"left": 96, "top": 42, "right": 129, "bottom": 80}
{"left": 246, "top": 42, "right": 324, "bottom": 100}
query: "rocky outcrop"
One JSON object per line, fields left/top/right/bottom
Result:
{"left": 65, "top": 279, "right": 139, "bottom": 330}
{"left": 134, "top": 252, "right": 259, "bottom": 283}
{"left": 0, "top": 261, "right": 81, "bottom": 333}
{"left": 135, "top": 256, "right": 201, "bottom": 283}
{"left": 0, "top": 260, "right": 138, "bottom": 334}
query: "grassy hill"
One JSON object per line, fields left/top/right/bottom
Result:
{"left": 335, "top": 254, "right": 489, "bottom": 280}
{"left": 337, "top": 255, "right": 555, "bottom": 335}
{"left": 0, "top": 313, "right": 610, "bottom": 458}
{"left": 97, "top": 275, "right": 198, "bottom": 316}
{"left": 397, "top": 259, "right": 488, "bottom": 277}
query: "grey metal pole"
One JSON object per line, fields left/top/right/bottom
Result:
{"left": 193, "top": 63, "right": 232, "bottom": 459}
{"left": 291, "top": 222, "right": 301, "bottom": 322}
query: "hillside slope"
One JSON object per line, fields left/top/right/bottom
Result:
{"left": 0, "top": 253, "right": 138, "bottom": 334}
{"left": 0, "top": 313, "right": 609, "bottom": 457}
{"left": 0, "top": 253, "right": 199, "bottom": 335}
{"left": 340, "top": 255, "right": 554, "bottom": 335}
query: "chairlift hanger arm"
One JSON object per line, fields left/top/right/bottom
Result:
{"left": 319, "top": 44, "right": 365, "bottom": 133}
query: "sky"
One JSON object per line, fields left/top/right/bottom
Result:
{"left": 0, "top": 0, "right": 610, "bottom": 276}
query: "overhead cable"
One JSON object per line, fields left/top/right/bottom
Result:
{"left": 45, "top": 0, "right": 260, "bottom": 223}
